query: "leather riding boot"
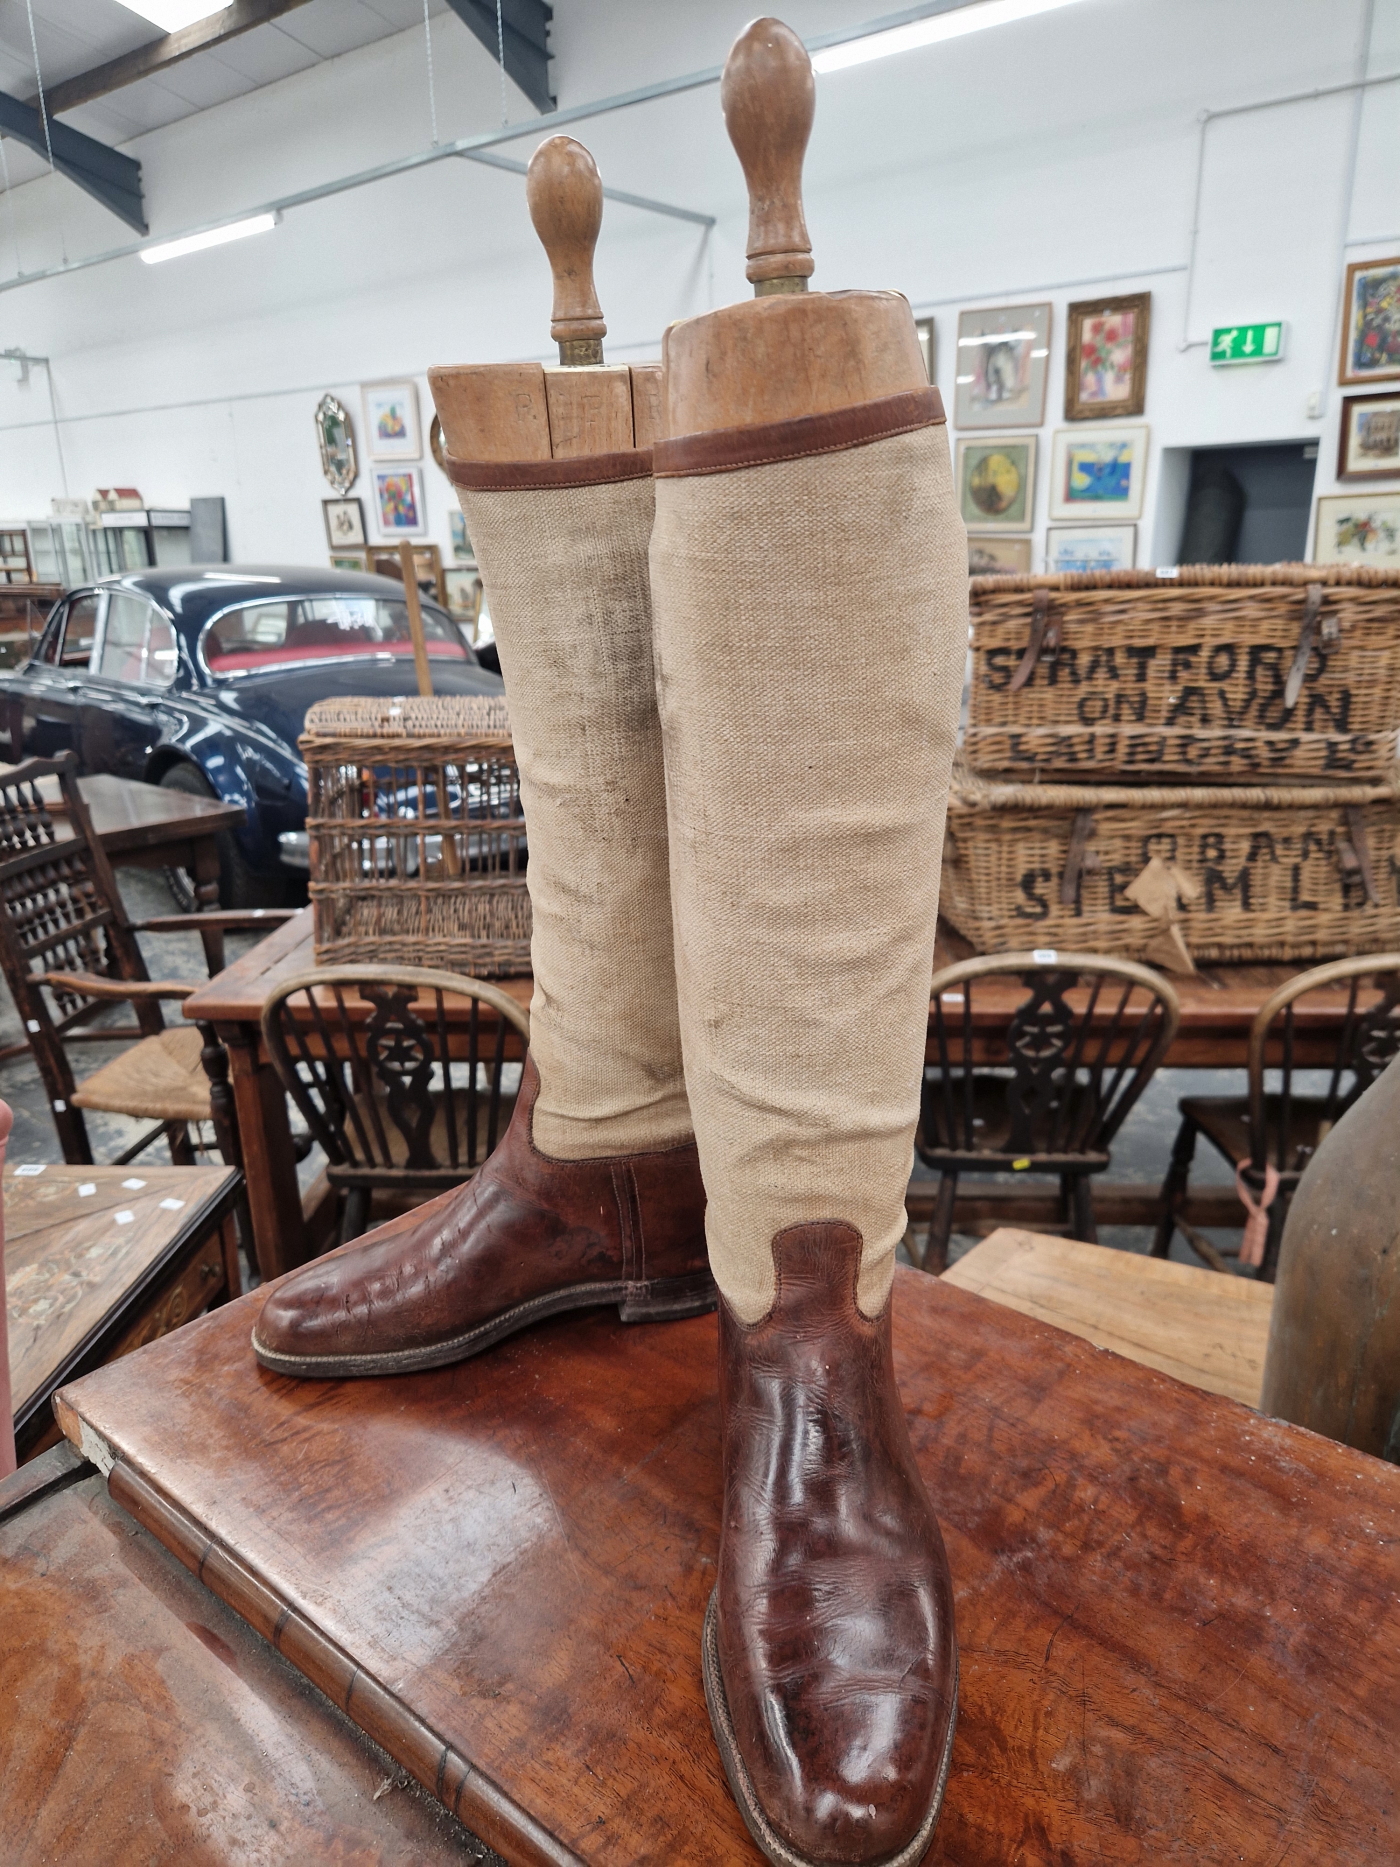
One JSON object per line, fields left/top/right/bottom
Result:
{"left": 252, "top": 1056, "right": 712, "bottom": 1378}
{"left": 704, "top": 1223, "right": 957, "bottom": 1867}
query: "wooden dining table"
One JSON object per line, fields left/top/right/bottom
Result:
{"left": 182, "top": 908, "right": 1363, "bottom": 1284}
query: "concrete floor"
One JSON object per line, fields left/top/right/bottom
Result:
{"left": 0, "top": 868, "right": 1256, "bottom": 1281}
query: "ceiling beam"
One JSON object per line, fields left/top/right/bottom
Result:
{"left": 0, "top": 92, "right": 145, "bottom": 231}
{"left": 442, "top": 0, "right": 554, "bottom": 116}
{"left": 34, "top": 0, "right": 316, "bottom": 117}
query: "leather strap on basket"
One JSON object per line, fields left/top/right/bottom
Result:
{"left": 1008, "top": 588, "right": 1058, "bottom": 694}
{"left": 1059, "top": 808, "right": 1096, "bottom": 908}
{"left": 1340, "top": 804, "right": 1380, "bottom": 906}
{"left": 1282, "top": 583, "right": 1324, "bottom": 713}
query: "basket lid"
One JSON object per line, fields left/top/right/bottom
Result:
{"left": 971, "top": 562, "right": 1400, "bottom": 600}
{"left": 947, "top": 756, "right": 1400, "bottom": 810}
{"left": 301, "top": 694, "right": 511, "bottom": 743}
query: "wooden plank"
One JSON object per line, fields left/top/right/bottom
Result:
{"left": 3, "top": 1163, "right": 236, "bottom": 1416}
{"left": 54, "top": 1258, "right": 1400, "bottom": 1864}
{"left": 36, "top": 1, "right": 315, "bottom": 116}
{"left": 0, "top": 1469, "right": 493, "bottom": 1862}
{"left": 943, "top": 1227, "right": 1273, "bottom": 1406}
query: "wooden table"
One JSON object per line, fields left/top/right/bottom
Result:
{"left": 53, "top": 1226, "right": 1400, "bottom": 1863}
{"left": 185, "top": 909, "right": 1358, "bottom": 1283}
{"left": 0, "top": 1445, "right": 499, "bottom": 1864}
{"left": 5, "top": 1161, "right": 242, "bottom": 1463}
{"left": 945, "top": 1227, "right": 1274, "bottom": 1406}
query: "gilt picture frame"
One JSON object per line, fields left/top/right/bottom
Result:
{"left": 1337, "top": 257, "right": 1400, "bottom": 387}
{"left": 954, "top": 302, "right": 1051, "bottom": 429}
{"left": 1337, "top": 392, "right": 1400, "bottom": 481}
{"left": 956, "top": 435, "right": 1037, "bottom": 532}
{"left": 1065, "top": 293, "right": 1150, "bottom": 421}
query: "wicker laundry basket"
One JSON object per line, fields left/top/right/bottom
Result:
{"left": 302, "top": 695, "right": 531, "bottom": 978}
{"left": 940, "top": 763, "right": 1400, "bottom": 968}
{"left": 966, "top": 564, "right": 1400, "bottom": 782}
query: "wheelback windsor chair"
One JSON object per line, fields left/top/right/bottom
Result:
{"left": 261, "top": 965, "right": 531, "bottom": 1245}
{"left": 1153, "top": 952, "right": 1400, "bottom": 1281}
{"left": 0, "top": 753, "right": 293, "bottom": 1171}
{"left": 916, "top": 951, "right": 1181, "bottom": 1274}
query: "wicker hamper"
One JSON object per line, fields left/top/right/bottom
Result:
{"left": 302, "top": 695, "right": 531, "bottom": 978}
{"left": 940, "top": 763, "right": 1400, "bottom": 968}
{"left": 966, "top": 564, "right": 1400, "bottom": 782}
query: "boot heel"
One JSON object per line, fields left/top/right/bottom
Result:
{"left": 619, "top": 1270, "right": 717, "bottom": 1323}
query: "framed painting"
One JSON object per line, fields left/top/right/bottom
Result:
{"left": 368, "top": 540, "right": 444, "bottom": 602}
{"left": 1313, "top": 492, "right": 1400, "bottom": 565}
{"left": 954, "top": 302, "right": 1051, "bottom": 429}
{"left": 322, "top": 496, "right": 365, "bottom": 548}
{"left": 1049, "top": 424, "right": 1148, "bottom": 521}
{"left": 363, "top": 381, "right": 422, "bottom": 460}
{"left": 315, "top": 393, "right": 357, "bottom": 494}
{"left": 1338, "top": 257, "right": 1400, "bottom": 386}
{"left": 444, "top": 567, "right": 484, "bottom": 632}
{"left": 1337, "top": 392, "right": 1400, "bottom": 480}
{"left": 915, "top": 317, "right": 936, "bottom": 386}
{"left": 968, "top": 535, "right": 1032, "bottom": 575}
{"left": 329, "top": 549, "right": 369, "bottom": 573}
{"left": 372, "top": 466, "right": 427, "bottom": 537}
{"left": 956, "top": 435, "right": 1036, "bottom": 531}
{"left": 1065, "top": 293, "right": 1150, "bottom": 420}
{"left": 1045, "top": 524, "right": 1136, "bottom": 573}
{"left": 450, "top": 508, "right": 475, "bottom": 562}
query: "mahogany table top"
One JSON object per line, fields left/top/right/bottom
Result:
{"left": 0, "top": 1448, "right": 494, "bottom": 1864}
{"left": 55, "top": 1216, "right": 1400, "bottom": 1865}
{"left": 183, "top": 907, "right": 1354, "bottom": 1069}
{"left": 18, "top": 768, "right": 246, "bottom": 852}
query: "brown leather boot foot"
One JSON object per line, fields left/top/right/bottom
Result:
{"left": 252, "top": 1057, "right": 712, "bottom": 1378}
{"left": 703, "top": 1222, "right": 957, "bottom": 1867}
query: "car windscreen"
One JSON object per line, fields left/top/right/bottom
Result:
{"left": 201, "top": 596, "right": 471, "bottom": 676}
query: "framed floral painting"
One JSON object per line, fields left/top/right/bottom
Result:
{"left": 363, "top": 381, "right": 422, "bottom": 461}
{"left": 954, "top": 302, "right": 1051, "bottom": 429}
{"left": 956, "top": 436, "right": 1036, "bottom": 531}
{"left": 1337, "top": 392, "right": 1400, "bottom": 480}
{"left": 1313, "top": 492, "right": 1400, "bottom": 564}
{"left": 373, "top": 466, "right": 427, "bottom": 537}
{"left": 1065, "top": 293, "right": 1150, "bottom": 420}
{"left": 1338, "top": 258, "right": 1400, "bottom": 386}
{"left": 1048, "top": 425, "right": 1149, "bottom": 521}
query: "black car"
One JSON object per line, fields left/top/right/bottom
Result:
{"left": 0, "top": 567, "right": 505, "bottom": 906}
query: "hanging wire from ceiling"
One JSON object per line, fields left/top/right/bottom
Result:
{"left": 496, "top": 0, "right": 508, "bottom": 127}
{"left": 422, "top": 0, "right": 440, "bottom": 147}
{"left": 24, "top": 0, "right": 55, "bottom": 172}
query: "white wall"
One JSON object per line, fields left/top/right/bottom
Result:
{"left": 1, "top": 0, "right": 1397, "bottom": 571}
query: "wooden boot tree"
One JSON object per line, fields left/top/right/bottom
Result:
{"left": 663, "top": 17, "right": 927, "bottom": 438}
{"left": 429, "top": 134, "right": 662, "bottom": 462}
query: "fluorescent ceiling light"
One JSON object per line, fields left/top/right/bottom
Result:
{"left": 812, "top": 0, "right": 1092, "bottom": 73}
{"left": 141, "top": 212, "right": 278, "bottom": 264}
{"left": 120, "top": 2, "right": 217, "bottom": 30}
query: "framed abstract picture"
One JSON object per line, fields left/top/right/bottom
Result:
{"left": 968, "top": 535, "right": 1032, "bottom": 575}
{"left": 954, "top": 302, "right": 1051, "bottom": 429}
{"left": 1065, "top": 293, "right": 1150, "bottom": 420}
{"left": 1313, "top": 492, "right": 1400, "bottom": 565}
{"left": 1337, "top": 392, "right": 1400, "bottom": 480}
{"left": 322, "top": 496, "right": 365, "bottom": 548}
{"left": 363, "top": 381, "right": 422, "bottom": 460}
{"left": 1048, "top": 425, "right": 1149, "bottom": 521}
{"left": 1338, "top": 258, "right": 1400, "bottom": 386}
{"left": 373, "top": 466, "right": 427, "bottom": 537}
{"left": 1046, "top": 524, "right": 1136, "bottom": 573}
{"left": 956, "top": 435, "right": 1037, "bottom": 531}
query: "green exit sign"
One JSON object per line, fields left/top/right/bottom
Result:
{"left": 1211, "top": 322, "right": 1286, "bottom": 366}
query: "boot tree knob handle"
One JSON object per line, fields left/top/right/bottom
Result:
{"left": 721, "top": 17, "right": 815, "bottom": 295}
{"left": 526, "top": 134, "right": 606, "bottom": 364}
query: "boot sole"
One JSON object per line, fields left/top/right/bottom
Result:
{"left": 701, "top": 1587, "right": 957, "bottom": 1867}
{"left": 251, "top": 1270, "right": 717, "bottom": 1380}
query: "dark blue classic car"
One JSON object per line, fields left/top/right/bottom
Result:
{"left": 0, "top": 567, "right": 505, "bottom": 906}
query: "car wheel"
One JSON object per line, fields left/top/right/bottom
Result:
{"left": 158, "top": 762, "right": 289, "bottom": 910}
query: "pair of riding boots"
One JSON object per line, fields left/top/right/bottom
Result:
{"left": 255, "top": 386, "right": 966, "bottom": 1867}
